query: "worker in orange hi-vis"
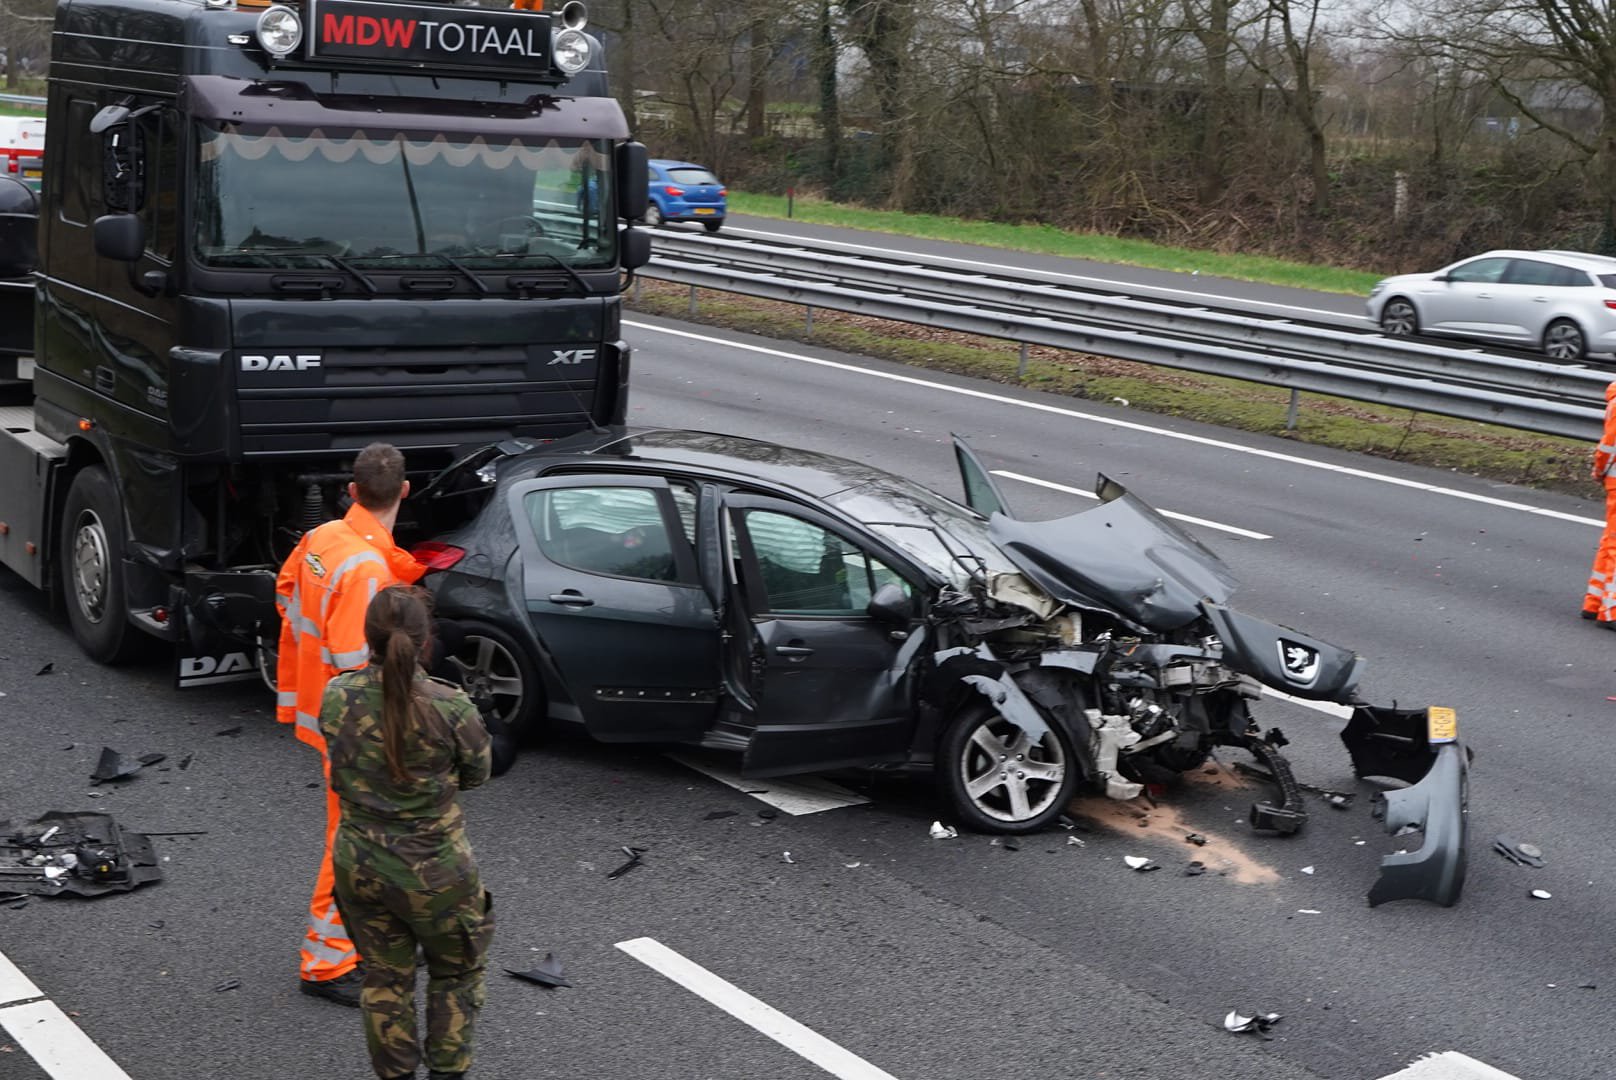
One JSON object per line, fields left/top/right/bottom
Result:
{"left": 275, "top": 443, "right": 427, "bottom": 1006}
{"left": 1586, "top": 382, "right": 1616, "bottom": 626}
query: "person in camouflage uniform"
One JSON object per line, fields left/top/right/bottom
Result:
{"left": 321, "top": 585, "right": 493, "bottom": 1080}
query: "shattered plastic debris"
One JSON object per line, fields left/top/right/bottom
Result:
{"left": 1300, "top": 866, "right": 1316, "bottom": 875}
{"left": 1123, "top": 856, "right": 1160, "bottom": 872}
{"left": 213, "top": 979, "right": 240, "bottom": 993}
{"left": 1530, "top": 889, "right": 1553, "bottom": 900}
{"left": 1297, "top": 909, "right": 1322, "bottom": 915}
{"left": 1224, "top": 1010, "right": 1283, "bottom": 1037}
{"left": 1066, "top": 836, "right": 1086, "bottom": 847}
{"left": 1184, "top": 861, "right": 1206, "bottom": 876}
{"left": 844, "top": 862, "right": 862, "bottom": 869}
{"left": 703, "top": 810, "right": 738, "bottom": 821}
{"left": 0, "top": 812, "right": 162, "bottom": 897}
{"left": 214, "top": 726, "right": 242, "bottom": 738}
{"left": 782, "top": 852, "right": 795, "bottom": 864}
{"left": 1324, "top": 792, "right": 1353, "bottom": 810}
{"left": 756, "top": 809, "right": 779, "bottom": 821}
{"left": 506, "top": 953, "right": 571, "bottom": 988}
{"left": 1493, "top": 835, "right": 1546, "bottom": 869}
{"left": 35, "top": 663, "right": 52, "bottom": 676}
{"left": 178, "top": 754, "right": 194, "bottom": 771}
{"left": 1184, "top": 833, "right": 1207, "bottom": 846}
{"left": 90, "top": 748, "right": 164, "bottom": 785}
{"left": 606, "top": 846, "right": 647, "bottom": 880}
{"left": 928, "top": 822, "right": 958, "bottom": 839}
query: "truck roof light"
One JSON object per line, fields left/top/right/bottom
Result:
{"left": 256, "top": 5, "right": 303, "bottom": 57}
{"left": 552, "top": 28, "right": 590, "bottom": 74}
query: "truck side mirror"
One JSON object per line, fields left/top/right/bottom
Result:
{"left": 94, "top": 214, "right": 146, "bottom": 262}
{"left": 0, "top": 176, "right": 39, "bottom": 278}
{"left": 616, "top": 141, "right": 648, "bottom": 221}
{"left": 620, "top": 226, "right": 650, "bottom": 271}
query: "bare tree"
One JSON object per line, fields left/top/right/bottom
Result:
{"left": 1233, "top": 0, "right": 1332, "bottom": 212}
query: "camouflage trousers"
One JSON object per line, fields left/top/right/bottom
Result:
{"left": 333, "top": 864, "right": 494, "bottom": 1079}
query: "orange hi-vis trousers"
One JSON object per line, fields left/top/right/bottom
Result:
{"left": 303, "top": 747, "right": 359, "bottom": 982}
{"left": 1587, "top": 477, "right": 1616, "bottom": 621}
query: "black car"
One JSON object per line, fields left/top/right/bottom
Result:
{"left": 411, "top": 428, "right": 1468, "bottom": 903}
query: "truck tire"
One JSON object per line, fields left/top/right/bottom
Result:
{"left": 60, "top": 465, "right": 141, "bottom": 663}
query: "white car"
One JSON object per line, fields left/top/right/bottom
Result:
{"left": 1365, "top": 249, "right": 1616, "bottom": 361}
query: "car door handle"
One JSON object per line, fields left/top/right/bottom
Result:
{"left": 1475, "top": 292, "right": 1492, "bottom": 300}
{"left": 548, "top": 591, "right": 594, "bottom": 607}
{"left": 774, "top": 644, "right": 815, "bottom": 657}
{"left": 1533, "top": 296, "right": 1549, "bottom": 302}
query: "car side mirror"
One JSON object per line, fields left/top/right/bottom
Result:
{"left": 93, "top": 213, "right": 146, "bottom": 262}
{"left": 616, "top": 141, "right": 648, "bottom": 221}
{"left": 1432, "top": 273, "right": 1451, "bottom": 283}
{"left": 620, "top": 226, "right": 651, "bottom": 271}
{"left": 866, "top": 583, "right": 913, "bottom": 626}
{"left": 0, "top": 176, "right": 38, "bottom": 278}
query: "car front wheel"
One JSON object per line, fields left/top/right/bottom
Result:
{"left": 1380, "top": 298, "right": 1418, "bottom": 337}
{"left": 1543, "top": 318, "right": 1586, "bottom": 361}
{"left": 938, "top": 702, "right": 1079, "bottom": 834}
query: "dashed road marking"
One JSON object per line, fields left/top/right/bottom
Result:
{"left": 669, "top": 753, "right": 870, "bottom": 815}
{"left": 1377, "top": 1051, "right": 1521, "bottom": 1079}
{"left": 616, "top": 936, "right": 900, "bottom": 1080}
{"left": 991, "top": 469, "right": 1272, "bottom": 539}
{"left": 0, "top": 948, "right": 132, "bottom": 1080}
{"left": 627, "top": 321, "right": 1602, "bottom": 528}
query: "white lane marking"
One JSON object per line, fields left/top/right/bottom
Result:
{"left": 0, "top": 948, "right": 133, "bottom": 1080}
{"left": 1377, "top": 1051, "right": 1521, "bottom": 1079}
{"left": 1260, "top": 688, "right": 1354, "bottom": 720}
{"left": 720, "top": 224, "right": 1353, "bottom": 320}
{"left": 627, "top": 321, "right": 1602, "bottom": 529}
{"left": 616, "top": 936, "right": 900, "bottom": 1080}
{"left": 991, "top": 469, "right": 1272, "bottom": 540}
{"left": 669, "top": 753, "right": 870, "bottom": 815}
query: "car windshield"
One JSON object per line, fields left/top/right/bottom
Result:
{"left": 194, "top": 124, "right": 615, "bottom": 270}
{"left": 827, "top": 478, "right": 1021, "bottom": 586}
{"left": 666, "top": 167, "right": 720, "bottom": 186}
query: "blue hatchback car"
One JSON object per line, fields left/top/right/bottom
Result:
{"left": 645, "top": 159, "right": 726, "bottom": 232}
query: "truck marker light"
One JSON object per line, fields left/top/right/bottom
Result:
{"left": 24, "top": 542, "right": 35, "bottom": 556}
{"left": 77, "top": 418, "right": 94, "bottom": 431}
{"left": 0, "top": 522, "right": 9, "bottom": 535}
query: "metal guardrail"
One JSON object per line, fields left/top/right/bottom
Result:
{"left": 642, "top": 231, "right": 1609, "bottom": 442}
{"left": 0, "top": 94, "right": 46, "bottom": 107}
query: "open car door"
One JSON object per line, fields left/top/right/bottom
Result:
{"left": 720, "top": 493, "right": 924, "bottom": 777}
{"left": 953, "top": 435, "right": 1013, "bottom": 518}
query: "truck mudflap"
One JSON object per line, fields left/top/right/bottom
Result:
{"left": 174, "top": 569, "right": 277, "bottom": 688}
{"left": 1341, "top": 705, "right": 1470, "bottom": 907}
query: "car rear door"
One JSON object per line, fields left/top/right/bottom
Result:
{"left": 720, "top": 493, "right": 924, "bottom": 776}
{"left": 509, "top": 474, "right": 720, "bottom": 742}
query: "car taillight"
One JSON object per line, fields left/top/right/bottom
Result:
{"left": 5, "top": 159, "right": 14, "bottom": 174}
{"left": 411, "top": 542, "right": 467, "bottom": 571}
{"left": 664, "top": 186, "right": 684, "bottom": 197}
{"left": 1605, "top": 300, "right": 1616, "bottom": 311}
{"left": 719, "top": 187, "right": 727, "bottom": 196}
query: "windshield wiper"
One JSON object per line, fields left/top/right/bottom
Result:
{"left": 508, "top": 251, "right": 590, "bottom": 295}
{"left": 318, "top": 253, "right": 379, "bottom": 295}
{"left": 421, "top": 252, "right": 490, "bottom": 295}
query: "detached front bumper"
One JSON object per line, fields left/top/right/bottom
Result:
{"left": 1341, "top": 705, "right": 1470, "bottom": 907}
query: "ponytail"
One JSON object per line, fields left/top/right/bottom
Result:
{"left": 364, "top": 584, "right": 436, "bottom": 786}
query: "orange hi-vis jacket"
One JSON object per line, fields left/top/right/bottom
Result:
{"left": 275, "top": 503, "right": 426, "bottom": 751}
{"left": 1595, "top": 382, "right": 1616, "bottom": 480}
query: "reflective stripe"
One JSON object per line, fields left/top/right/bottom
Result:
{"left": 321, "top": 550, "right": 387, "bottom": 619}
{"left": 323, "top": 645, "right": 370, "bottom": 669}
{"left": 281, "top": 587, "right": 319, "bottom": 640}
{"left": 1599, "top": 443, "right": 1616, "bottom": 455}
{"left": 1590, "top": 584, "right": 1605, "bottom": 599}
{"left": 300, "top": 939, "right": 354, "bottom": 972}
{"left": 307, "top": 910, "right": 348, "bottom": 939}
{"left": 296, "top": 710, "right": 321, "bottom": 736}
{"left": 277, "top": 691, "right": 298, "bottom": 707}
{"left": 367, "top": 578, "right": 378, "bottom": 602}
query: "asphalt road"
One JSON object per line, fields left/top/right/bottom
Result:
{"left": 3, "top": 257, "right": 1611, "bottom": 1079}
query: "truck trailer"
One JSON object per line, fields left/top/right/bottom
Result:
{"left": 0, "top": 0, "right": 651, "bottom": 688}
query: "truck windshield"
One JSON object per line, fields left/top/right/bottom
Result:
{"left": 194, "top": 125, "right": 615, "bottom": 271}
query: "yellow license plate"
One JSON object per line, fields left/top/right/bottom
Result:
{"left": 1427, "top": 706, "right": 1458, "bottom": 743}
{"left": 694, "top": 207, "right": 716, "bottom": 215}
{"left": 21, "top": 164, "right": 40, "bottom": 177}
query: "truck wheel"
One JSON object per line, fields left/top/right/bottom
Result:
{"left": 61, "top": 465, "right": 140, "bottom": 663}
{"left": 938, "top": 701, "right": 1079, "bottom": 834}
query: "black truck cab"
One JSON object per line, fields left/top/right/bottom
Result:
{"left": 0, "top": 0, "right": 651, "bottom": 681}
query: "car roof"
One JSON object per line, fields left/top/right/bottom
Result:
{"left": 507, "top": 427, "right": 919, "bottom": 501}
{"left": 1459, "top": 249, "right": 1616, "bottom": 271}
{"left": 649, "top": 159, "right": 713, "bottom": 172}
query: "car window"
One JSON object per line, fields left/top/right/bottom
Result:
{"left": 667, "top": 167, "right": 721, "bottom": 186}
{"left": 1504, "top": 259, "right": 1586, "bottom": 287}
{"left": 526, "top": 486, "right": 685, "bottom": 583}
{"left": 740, "top": 509, "right": 908, "bottom": 616}
{"left": 1553, "top": 265, "right": 1593, "bottom": 286}
{"left": 1446, "top": 258, "right": 1509, "bottom": 284}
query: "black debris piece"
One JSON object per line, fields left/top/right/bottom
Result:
{"left": 214, "top": 979, "right": 241, "bottom": 993}
{"left": 505, "top": 953, "right": 572, "bottom": 989}
{"left": 1185, "top": 833, "right": 1207, "bottom": 846}
{"left": 90, "top": 748, "right": 142, "bottom": 784}
{"left": 3, "top": 896, "right": 27, "bottom": 910}
{"left": 0, "top": 812, "right": 163, "bottom": 897}
{"left": 1579, "top": 982, "right": 1597, "bottom": 990}
{"left": 1003, "top": 839, "right": 1020, "bottom": 852}
{"left": 148, "top": 920, "right": 165, "bottom": 929}
{"left": 703, "top": 811, "right": 738, "bottom": 821}
{"left": 607, "top": 846, "right": 647, "bottom": 880}
{"left": 306, "top": 782, "right": 320, "bottom": 789}
{"left": 757, "top": 809, "right": 779, "bottom": 821}
{"left": 137, "top": 753, "right": 166, "bottom": 768}
{"left": 59, "top": 745, "right": 73, "bottom": 752}
{"left": 1185, "top": 861, "right": 1207, "bottom": 876}
{"left": 178, "top": 754, "right": 194, "bottom": 771}
{"left": 742, "top": 789, "right": 769, "bottom": 794}
{"left": 35, "top": 663, "right": 52, "bottom": 676}
{"left": 215, "top": 726, "right": 243, "bottom": 738}
{"left": 1493, "top": 835, "right": 1545, "bottom": 869}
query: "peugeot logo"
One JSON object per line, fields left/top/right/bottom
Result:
{"left": 1277, "top": 639, "right": 1320, "bottom": 687}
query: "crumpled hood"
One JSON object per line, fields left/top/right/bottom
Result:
{"left": 986, "top": 476, "right": 1239, "bottom": 631}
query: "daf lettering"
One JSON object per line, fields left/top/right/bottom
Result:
{"left": 549, "top": 348, "right": 597, "bottom": 366}
{"left": 179, "top": 652, "right": 253, "bottom": 679}
{"left": 240, "top": 354, "right": 322, "bottom": 373}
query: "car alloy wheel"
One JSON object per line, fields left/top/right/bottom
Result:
{"left": 1380, "top": 298, "right": 1418, "bottom": 336}
{"left": 939, "top": 703, "right": 1078, "bottom": 833}
{"left": 1544, "top": 319, "right": 1586, "bottom": 361}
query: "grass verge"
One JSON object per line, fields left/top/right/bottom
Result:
{"left": 628, "top": 278, "right": 1590, "bottom": 496}
{"left": 726, "top": 192, "right": 1385, "bottom": 296}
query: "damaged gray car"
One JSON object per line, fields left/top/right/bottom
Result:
{"left": 410, "top": 428, "right": 1469, "bottom": 906}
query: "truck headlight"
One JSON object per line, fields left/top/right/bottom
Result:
{"left": 552, "top": 29, "right": 591, "bottom": 73}
{"left": 256, "top": 5, "right": 303, "bottom": 57}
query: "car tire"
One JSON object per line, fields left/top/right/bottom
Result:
{"left": 937, "top": 701, "right": 1079, "bottom": 834}
{"left": 643, "top": 204, "right": 663, "bottom": 228}
{"left": 447, "top": 619, "right": 545, "bottom": 740}
{"left": 60, "top": 465, "right": 142, "bottom": 664}
{"left": 1543, "top": 318, "right": 1587, "bottom": 361}
{"left": 1380, "top": 297, "right": 1418, "bottom": 337}
{"left": 702, "top": 220, "right": 722, "bottom": 234}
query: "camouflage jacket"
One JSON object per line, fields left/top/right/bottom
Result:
{"left": 320, "top": 665, "right": 492, "bottom": 891}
